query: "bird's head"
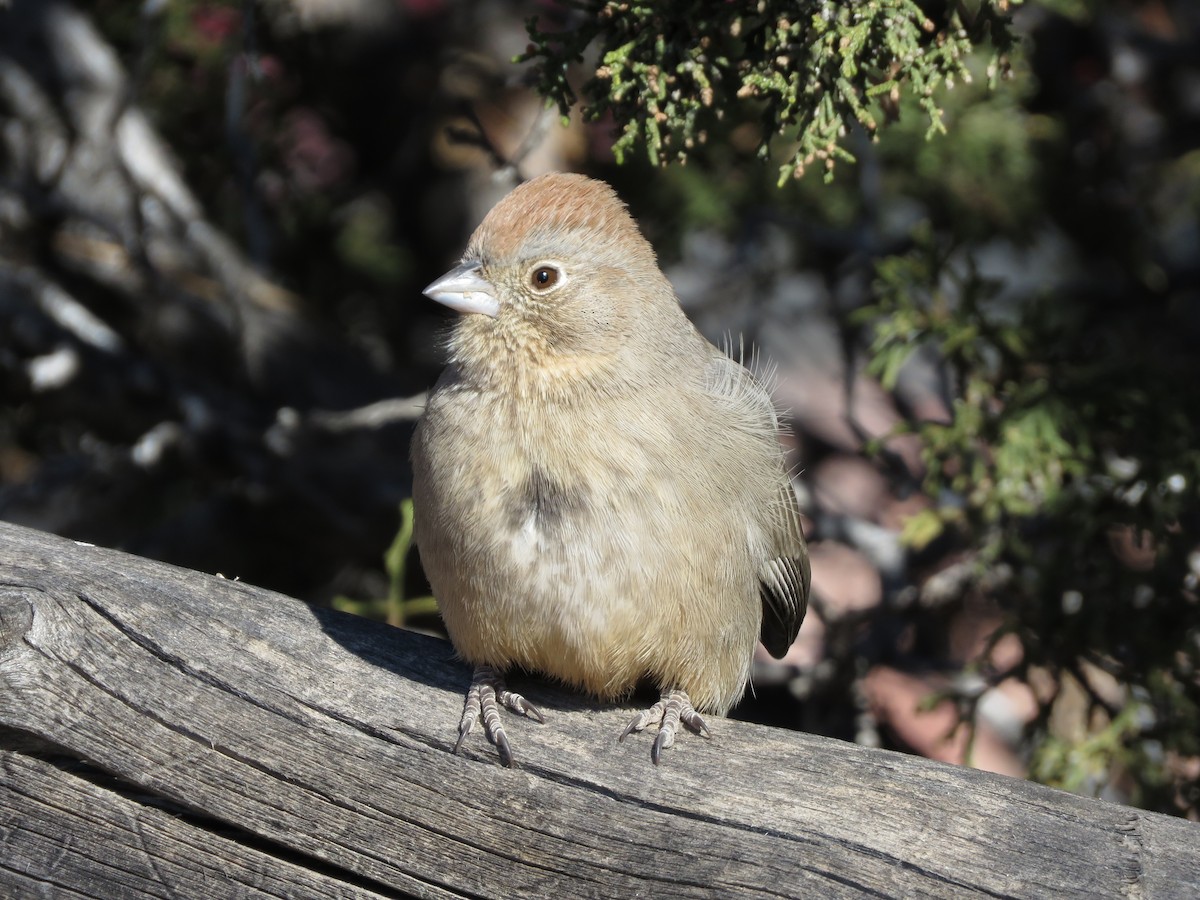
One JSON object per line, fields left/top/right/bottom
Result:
{"left": 423, "top": 173, "right": 691, "bottom": 396}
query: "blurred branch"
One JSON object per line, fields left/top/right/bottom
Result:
{"left": 274, "top": 395, "right": 427, "bottom": 436}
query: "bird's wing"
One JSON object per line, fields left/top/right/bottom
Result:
{"left": 703, "top": 349, "right": 809, "bottom": 658}
{"left": 758, "top": 476, "right": 810, "bottom": 658}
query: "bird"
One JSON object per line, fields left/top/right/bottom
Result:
{"left": 410, "top": 172, "right": 809, "bottom": 765}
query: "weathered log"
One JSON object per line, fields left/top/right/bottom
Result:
{"left": 1, "top": 521, "right": 1196, "bottom": 898}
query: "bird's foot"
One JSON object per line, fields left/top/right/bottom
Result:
{"left": 619, "top": 689, "right": 710, "bottom": 764}
{"left": 455, "top": 664, "right": 545, "bottom": 767}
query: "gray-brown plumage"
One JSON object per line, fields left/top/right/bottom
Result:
{"left": 411, "top": 173, "right": 809, "bottom": 765}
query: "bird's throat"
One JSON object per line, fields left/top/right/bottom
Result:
{"left": 451, "top": 316, "right": 628, "bottom": 402}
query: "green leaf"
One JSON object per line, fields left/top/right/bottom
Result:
{"left": 901, "top": 508, "right": 946, "bottom": 549}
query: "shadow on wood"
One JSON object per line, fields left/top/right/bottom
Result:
{"left": 1, "top": 521, "right": 1197, "bottom": 898}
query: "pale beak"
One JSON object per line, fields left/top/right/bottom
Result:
{"left": 422, "top": 261, "right": 500, "bottom": 318}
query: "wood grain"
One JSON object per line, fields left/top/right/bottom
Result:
{"left": 1, "top": 521, "right": 1197, "bottom": 898}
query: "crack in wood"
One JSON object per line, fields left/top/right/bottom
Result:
{"left": 1116, "top": 814, "right": 1147, "bottom": 900}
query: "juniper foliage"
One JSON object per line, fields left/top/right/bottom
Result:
{"left": 521, "top": 0, "right": 1022, "bottom": 183}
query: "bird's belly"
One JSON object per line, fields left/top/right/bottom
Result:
{"left": 491, "top": 511, "right": 646, "bottom": 696}
{"left": 435, "top": 504, "right": 756, "bottom": 714}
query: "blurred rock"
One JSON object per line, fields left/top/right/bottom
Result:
{"left": 811, "top": 453, "right": 888, "bottom": 520}
{"left": 808, "top": 540, "right": 883, "bottom": 620}
{"left": 947, "top": 608, "right": 1009, "bottom": 666}
{"left": 892, "top": 343, "right": 952, "bottom": 424}
{"left": 863, "top": 666, "right": 1026, "bottom": 778}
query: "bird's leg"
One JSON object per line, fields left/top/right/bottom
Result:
{"left": 619, "top": 689, "right": 710, "bottom": 764}
{"left": 455, "top": 664, "right": 545, "bottom": 766}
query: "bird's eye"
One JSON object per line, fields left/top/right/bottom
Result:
{"left": 529, "top": 265, "right": 561, "bottom": 291}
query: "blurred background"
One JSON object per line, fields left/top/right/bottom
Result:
{"left": 1, "top": 0, "right": 1197, "bottom": 817}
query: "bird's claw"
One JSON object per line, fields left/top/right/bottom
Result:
{"left": 619, "top": 690, "right": 709, "bottom": 764}
{"left": 455, "top": 664, "right": 543, "bottom": 766}
{"left": 498, "top": 687, "right": 545, "bottom": 723}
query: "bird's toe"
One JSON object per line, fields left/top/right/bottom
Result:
{"left": 619, "top": 690, "right": 709, "bottom": 764}
{"left": 455, "top": 664, "right": 543, "bottom": 766}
